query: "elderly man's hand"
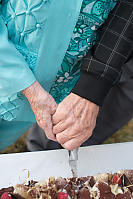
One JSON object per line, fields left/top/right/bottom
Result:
{"left": 52, "top": 93, "right": 99, "bottom": 150}
{"left": 22, "top": 81, "right": 57, "bottom": 141}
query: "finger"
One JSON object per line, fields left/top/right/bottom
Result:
{"left": 52, "top": 97, "right": 80, "bottom": 125}
{"left": 45, "top": 126, "right": 57, "bottom": 141}
{"left": 53, "top": 117, "right": 73, "bottom": 135}
{"left": 38, "top": 114, "right": 57, "bottom": 141}
{"left": 52, "top": 108, "right": 67, "bottom": 125}
{"left": 61, "top": 128, "right": 93, "bottom": 150}
{"left": 61, "top": 135, "right": 85, "bottom": 150}
{"left": 56, "top": 125, "right": 80, "bottom": 144}
{"left": 50, "top": 102, "right": 58, "bottom": 115}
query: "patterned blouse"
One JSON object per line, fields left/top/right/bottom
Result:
{"left": 50, "top": 0, "right": 117, "bottom": 104}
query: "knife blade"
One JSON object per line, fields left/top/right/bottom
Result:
{"left": 68, "top": 148, "right": 78, "bottom": 177}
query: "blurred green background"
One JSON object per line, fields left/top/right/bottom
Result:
{"left": 1, "top": 119, "right": 133, "bottom": 154}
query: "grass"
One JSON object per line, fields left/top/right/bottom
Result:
{"left": 103, "top": 119, "right": 133, "bottom": 144}
{"left": 0, "top": 133, "right": 28, "bottom": 154}
{"left": 1, "top": 119, "right": 133, "bottom": 154}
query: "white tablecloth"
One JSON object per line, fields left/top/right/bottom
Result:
{"left": 0, "top": 142, "right": 133, "bottom": 188}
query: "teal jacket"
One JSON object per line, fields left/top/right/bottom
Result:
{"left": 0, "top": 0, "right": 117, "bottom": 151}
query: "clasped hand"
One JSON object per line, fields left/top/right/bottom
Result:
{"left": 23, "top": 81, "right": 99, "bottom": 150}
{"left": 52, "top": 93, "right": 99, "bottom": 150}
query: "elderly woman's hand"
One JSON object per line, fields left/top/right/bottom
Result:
{"left": 22, "top": 81, "right": 57, "bottom": 141}
{"left": 52, "top": 93, "right": 99, "bottom": 150}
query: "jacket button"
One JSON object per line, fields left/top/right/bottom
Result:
{"left": 26, "top": 10, "right": 30, "bottom": 15}
{"left": 36, "top": 24, "right": 41, "bottom": 28}
{"left": 11, "top": 14, "right": 16, "bottom": 19}
{"left": 20, "top": 32, "right": 24, "bottom": 37}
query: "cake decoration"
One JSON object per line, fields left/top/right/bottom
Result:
{"left": 1, "top": 170, "right": 133, "bottom": 199}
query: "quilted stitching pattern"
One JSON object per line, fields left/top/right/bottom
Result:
{"left": 1, "top": 0, "right": 49, "bottom": 52}
{"left": 0, "top": 0, "right": 50, "bottom": 120}
{"left": 0, "top": 98, "right": 21, "bottom": 121}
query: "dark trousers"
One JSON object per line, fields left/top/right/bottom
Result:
{"left": 26, "top": 59, "right": 133, "bottom": 151}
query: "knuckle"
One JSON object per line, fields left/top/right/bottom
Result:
{"left": 56, "top": 134, "right": 64, "bottom": 144}
{"left": 37, "top": 120, "right": 43, "bottom": 128}
{"left": 52, "top": 115, "right": 57, "bottom": 124}
{"left": 45, "top": 131, "right": 54, "bottom": 140}
{"left": 63, "top": 144, "right": 73, "bottom": 151}
{"left": 53, "top": 127, "right": 56, "bottom": 135}
{"left": 38, "top": 118, "right": 43, "bottom": 124}
{"left": 39, "top": 120, "right": 48, "bottom": 130}
{"left": 44, "top": 122, "right": 48, "bottom": 129}
{"left": 72, "top": 125, "right": 79, "bottom": 134}
{"left": 60, "top": 112, "right": 66, "bottom": 119}
{"left": 66, "top": 146, "right": 73, "bottom": 150}
{"left": 46, "top": 135, "right": 51, "bottom": 139}
{"left": 47, "top": 135, "right": 52, "bottom": 140}
{"left": 59, "top": 109, "right": 68, "bottom": 118}
{"left": 53, "top": 126, "right": 59, "bottom": 135}
{"left": 51, "top": 106, "right": 57, "bottom": 114}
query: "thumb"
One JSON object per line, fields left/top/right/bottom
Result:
{"left": 51, "top": 102, "right": 58, "bottom": 115}
{"left": 41, "top": 114, "right": 57, "bottom": 141}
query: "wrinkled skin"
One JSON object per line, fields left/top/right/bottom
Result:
{"left": 22, "top": 81, "right": 57, "bottom": 141}
{"left": 22, "top": 81, "right": 99, "bottom": 150}
{"left": 52, "top": 93, "right": 99, "bottom": 150}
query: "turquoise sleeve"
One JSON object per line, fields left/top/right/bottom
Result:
{"left": 0, "top": 16, "right": 36, "bottom": 99}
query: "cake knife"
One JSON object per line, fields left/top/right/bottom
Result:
{"left": 68, "top": 148, "right": 78, "bottom": 177}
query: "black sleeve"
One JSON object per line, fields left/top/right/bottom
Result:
{"left": 72, "top": 0, "right": 133, "bottom": 106}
